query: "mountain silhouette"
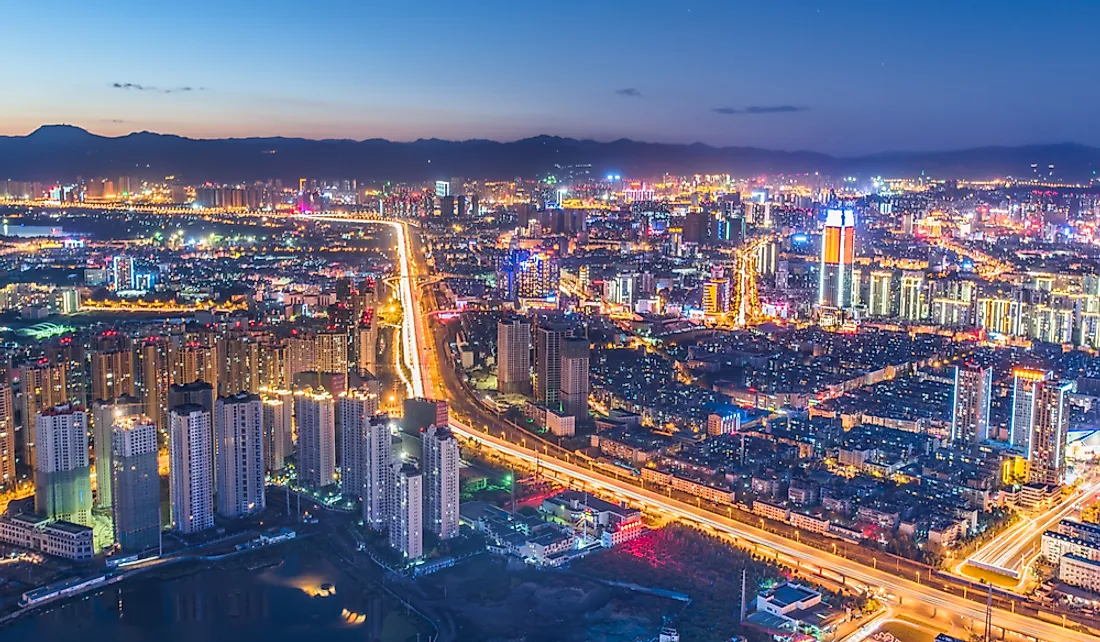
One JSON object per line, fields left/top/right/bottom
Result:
{"left": 1, "top": 126, "right": 1098, "bottom": 183}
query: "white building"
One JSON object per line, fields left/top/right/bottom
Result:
{"left": 215, "top": 393, "right": 266, "bottom": 518}
{"left": 34, "top": 405, "right": 91, "bottom": 525}
{"left": 1059, "top": 554, "right": 1100, "bottom": 592}
{"left": 390, "top": 463, "right": 423, "bottom": 560}
{"left": 0, "top": 513, "right": 94, "bottom": 561}
{"left": 338, "top": 390, "right": 379, "bottom": 501}
{"left": 295, "top": 391, "right": 336, "bottom": 490}
{"left": 169, "top": 405, "right": 214, "bottom": 534}
{"left": 423, "top": 426, "right": 460, "bottom": 539}
{"left": 362, "top": 414, "right": 392, "bottom": 530}
{"left": 261, "top": 392, "right": 293, "bottom": 474}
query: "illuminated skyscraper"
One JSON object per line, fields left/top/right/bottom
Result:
{"left": 338, "top": 389, "right": 380, "bottom": 501}
{"left": 295, "top": 390, "right": 336, "bottom": 490}
{"left": 92, "top": 395, "right": 143, "bottom": 511}
{"left": 169, "top": 405, "right": 214, "bottom": 534}
{"left": 0, "top": 384, "right": 13, "bottom": 487}
{"left": 34, "top": 404, "right": 92, "bottom": 525}
{"left": 215, "top": 393, "right": 265, "bottom": 518}
{"left": 702, "top": 278, "right": 731, "bottom": 315}
{"left": 112, "top": 256, "right": 135, "bottom": 291}
{"left": 516, "top": 251, "right": 560, "bottom": 300}
{"left": 817, "top": 207, "right": 856, "bottom": 311}
{"left": 361, "top": 414, "right": 392, "bottom": 530}
{"left": 950, "top": 365, "right": 992, "bottom": 444}
{"left": 261, "top": 392, "right": 293, "bottom": 475}
{"left": 535, "top": 323, "right": 567, "bottom": 406}
{"left": 899, "top": 271, "right": 926, "bottom": 321}
{"left": 172, "top": 343, "right": 218, "bottom": 395}
{"left": 1028, "top": 379, "right": 1072, "bottom": 486}
{"left": 112, "top": 416, "right": 160, "bottom": 552}
{"left": 20, "top": 362, "right": 68, "bottom": 467}
{"left": 867, "top": 271, "right": 894, "bottom": 317}
{"left": 423, "top": 426, "right": 460, "bottom": 539}
{"left": 389, "top": 462, "right": 422, "bottom": 559}
{"left": 560, "top": 337, "right": 590, "bottom": 418}
{"left": 139, "top": 338, "right": 171, "bottom": 430}
{"left": 91, "top": 347, "right": 136, "bottom": 403}
{"left": 1010, "top": 368, "right": 1049, "bottom": 452}
{"left": 497, "top": 319, "right": 531, "bottom": 395}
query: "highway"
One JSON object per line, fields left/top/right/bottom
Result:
{"left": 328, "top": 215, "right": 1100, "bottom": 642}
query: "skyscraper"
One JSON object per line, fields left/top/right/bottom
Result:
{"left": 112, "top": 255, "right": 135, "bottom": 291}
{"left": 215, "top": 393, "right": 266, "bottom": 518}
{"left": 403, "top": 397, "right": 448, "bottom": 434}
{"left": 950, "top": 365, "right": 992, "bottom": 444}
{"left": 1028, "top": 379, "right": 1073, "bottom": 486}
{"left": 560, "top": 337, "right": 590, "bottom": 418}
{"left": 362, "top": 414, "right": 392, "bottom": 530}
{"left": 818, "top": 206, "right": 856, "bottom": 311}
{"left": 169, "top": 405, "right": 214, "bottom": 534}
{"left": 139, "top": 338, "right": 171, "bottom": 429}
{"left": 0, "top": 383, "right": 14, "bottom": 488}
{"left": 867, "top": 270, "right": 893, "bottom": 317}
{"left": 389, "top": 462, "right": 422, "bottom": 559}
{"left": 20, "top": 362, "right": 67, "bottom": 467}
{"left": 262, "top": 392, "right": 293, "bottom": 475}
{"left": 338, "top": 389, "right": 380, "bottom": 501}
{"left": 702, "top": 278, "right": 731, "bottom": 315}
{"left": 91, "top": 346, "right": 136, "bottom": 403}
{"left": 91, "top": 395, "right": 143, "bottom": 511}
{"left": 535, "top": 323, "right": 567, "bottom": 406}
{"left": 295, "top": 390, "right": 336, "bottom": 490}
{"left": 34, "top": 404, "right": 91, "bottom": 525}
{"left": 1010, "top": 368, "right": 1049, "bottom": 452}
{"left": 112, "top": 416, "right": 160, "bottom": 552}
{"left": 516, "top": 251, "right": 560, "bottom": 300}
{"left": 899, "top": 271, "right": 925, "bottom": 321}
{"left": 422, "top": 426, "right": 460, "bottom": 539}
{"left": 496, "top": 319, "right": 531, "bottom": 395}
{"left": 172, "top": 343, "right": 219, "bottom": 396}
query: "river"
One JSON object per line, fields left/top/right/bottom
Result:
{"left": 2, "top": 546, "right": 428, "bottom": 642}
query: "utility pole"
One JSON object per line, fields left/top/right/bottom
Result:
{"left": 985, "top": 583, "right": 993, "bottom": 642}
{"left": 739, "top": 568, "right": 748, "bottom": 622}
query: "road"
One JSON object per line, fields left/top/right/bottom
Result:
{"left": 326, "top": 215, "right": 1100, "bottom": 642}
{"left": 964, "top": 477, "right": 1100, "bottom": 588}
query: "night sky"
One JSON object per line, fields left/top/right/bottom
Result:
{"left": 2, "top": 0, "right": 1098, "bottom": 154}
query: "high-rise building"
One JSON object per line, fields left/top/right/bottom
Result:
{"left": 139, "top": 339, "right": 171, "bottom": 429}
{"left": 215, "top": 393, "right": 265, "bottom": 518}
{"left": 258, "top": 340, "right": 290, "bottom": 390}
{"left": 867, "top": 271, "right": 893, "bottom": 317}
{"left": 289, "top": 330, "right": 350, "bottom": 380}
{"left": 34, "top": 405, "right": 91, "bottom": 525}
{"left": 221, "top": 332, "right": 262, "bottom": 396}
{"left": 899, "top": 272, "right": 926, "bottom": 321}
{"left": 1028, "top": 380, "right": 1073, "bottom": 486}
{"left": 0, "top": 383, "right": 13, "bottom": 487}
{"left": 702, "top": 278, "right": 731, "bottom": 315}
{"left": 112, "top": 256, "right": 135, "bottom": 291}
{"left": 261, "top": 392, "right": 293, "bottom": 475}
{"left": 535, "top": 324, "right": 567, "bottom": 406}
{"left": 112, "top": 416, "right": 160, "bottom": 552}
{"left": 403, "top": 397, "right": 448, "bottom": 434}
{"left": 362, "top": 414, "right": 392, "bottom": 530}
{"left": 1011, "top": 368, "right": 1049, "bottom": 453}
{"left": 422, "top": 426, "right": 460, "bottom": 539}
{"left": 560, "top": 337, "right": 590, "bottom": 418}
{"left": 169, "top": 381, "right": 216, "bottom": 483}
{"left": 172, "top": 343, "right": 219, "bottom": 396}
{"left": 389, "top": 462, "right": 422, "bottom": 559}
{"left": 818, "top": 206, "right": 856, "bottom": 311}
{"left": 168, "top": 405, "right": 214, "bottom": 534}
{"left": 950, "top": 365, "right": 992, "bottom": 444}
{"left": 295, "top": 391, "right": 336, "bottom": 490}
{"left": 516, "top": 251, "right": 560, "bottom": 299}
{"left": 91, "top": 346, "right": 136, "bottom": 403}
{"left": 20, "top": 362, "right": 68, "bottom": 467}
{"left": 91, "top": 395, "right": 143, "bottom": 510}
{"left": 48, "top": 338, "right": 87, "bottom": 410}
{"left": 497, "top": 320, "right": 531, "bottom": 395}
{"left": 338, "top": 390, "right": 380, "bottom": 500}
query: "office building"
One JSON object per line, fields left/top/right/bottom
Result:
{"left": 215, "top": 393, "right": 266, "bottom": 518}
{"left": 818, "top": 206, "right": 856, "bottom": 311}
{"left": 91, "top": 346, "right": 136, "bottom": 403}
{"left": 1028, "top": 379, "right": 1073, "bottom": 486}
{"left": 295, "top": 391, "right": 336, "bottom": 490}
{"left": 338, "top": 389, "right": 380, "bottom": 500}
{"left": 91, "top": 395, "right": 143, "bottom": 510}
{"left": 389, "top": 462, "right": 423, "bottom": 560}
{"left": 362, "top": 414, "right": 392, "bottom": 530}
{"left": 262, "top": 392, "right": 293, "bottom": 475}
{"left": 112, "top": 416, "right": 160, "bottom": 552}
{"left": 950, "top": 365, "right": 992, "bottom": 444}
{"left": 169, "top": 405, "right": 214, "bottom": 534}
{"left": 0, "top": 383, "right": 14, "bottom": 487}
{"left": 535, "top": 324, "right": 567, "bottom": 407}
{"left": 497, "top": 319, "right": 531, "bottom": 395}
{"left": 423, "top": 426, "right": 460, "bottom": 539}
{"left": 1010, "top": 368, "right": 1049, "bottom": 453}
{"left": 20, "top": 362, "right": 68, "bottom": 467}
{"left": 34, "top": 405, "right": 91, "bottom": 526}
{"left": 560, "top": 337, "right": 590, "bottom": 418}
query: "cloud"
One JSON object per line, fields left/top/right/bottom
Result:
{"left": 713, "top": 105, "right": 808, "bottom": 115}
{"left": 111, "top": 82, "right": 204, "bottom": 94}
{"left": 614, "top": 88, "right": 642, "bottom": 97}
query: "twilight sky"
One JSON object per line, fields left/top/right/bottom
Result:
{"left": 2, "top": 0, "right": 1098, "bottom": 154}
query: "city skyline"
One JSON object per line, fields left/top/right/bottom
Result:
{"left": 2, "top": 2, "right": 1099, "bottom": 154}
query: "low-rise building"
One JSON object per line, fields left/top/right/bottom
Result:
{"left": 752, "top": 500, "right": 790, "bottom": 523}
{"left": 0, "top": 513, "right": 94, "bottom": 561}
{"left": 790, "top": 511, "right": 831, "bottom": 534}
{"left": 1059, "top": 553, "right": 1100, "bottom": 592}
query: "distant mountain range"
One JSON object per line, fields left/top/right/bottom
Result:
{"left": 2, "top": 125, "right": 1099, "bottom": 183}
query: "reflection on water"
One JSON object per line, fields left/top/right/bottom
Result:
{"left": 2, "top": 547, "right": 423, "bottom": 642}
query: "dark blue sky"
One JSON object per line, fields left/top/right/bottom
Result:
{"left": 3, "top": 1, "right": 1098, "bottom": 153}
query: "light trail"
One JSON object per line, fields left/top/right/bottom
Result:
{"left": 450, "top": 421, "right": 1099, "bottom": 642}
